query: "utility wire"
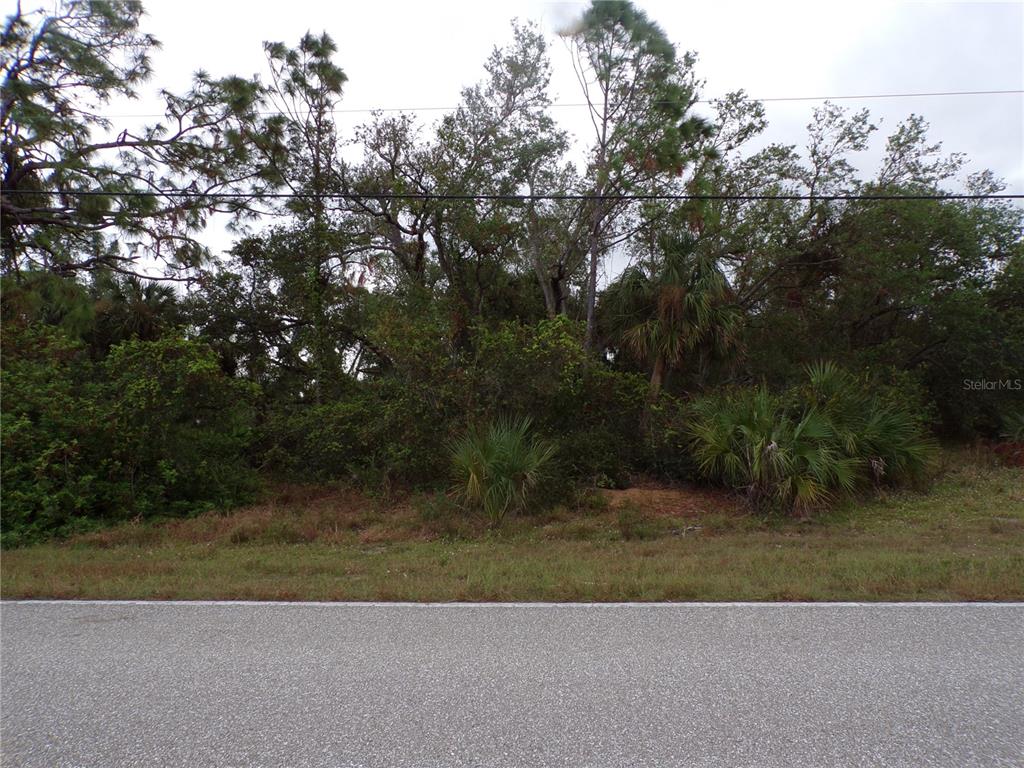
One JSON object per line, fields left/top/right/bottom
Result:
{"left": 97, "top": 89, "right": 1024, "bottom": 120}
{"left": 714, "top": 89, "right": 1022, "bottom": 104}
{"left": 6, "top": 189, "right": 1022, "bottom": 202}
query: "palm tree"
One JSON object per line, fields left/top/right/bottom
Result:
{"left": 601, "top": 233, "right": 740, "bottom": 398}
{"left": 91, "top": 271, "right": 179, "bottom": 348}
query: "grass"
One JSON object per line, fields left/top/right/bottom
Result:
{"left": 2, "top": 448, "right": 1022, "bottom": 602}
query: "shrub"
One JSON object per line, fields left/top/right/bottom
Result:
{"left": 470, "top": 317, "right": 657, "bottom": 485}
{"left": 104, "top": 336, "right": 259, "bottom": 514}
{"left": 689, "top": 386, "right": 859, "bottom": 513}
{"left": 688, "top": 362, "right": 934, "bottom": 514}
{"left": 1, "top": 327, "right": 257, "bottom": 545}
{"left": 450, "top": 416, "right": 556, "bottom": 524}
{"left": 253, "top": 315, "right": 686, "bottom": 494}
{"left": 1001, "top": 411, "right": 1024, "bottom": 442}
{"left": 255, "top": 377, "right": 455, "bottom": 489}
{"left": 1, "top": 326, "right": 106, "bottom": 544}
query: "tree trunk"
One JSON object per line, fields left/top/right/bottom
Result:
{"left": 583, "top": 200, "right": 604, "bottom": 351}
{"left": 584, "top": 127, "right": 609, "bottom": 351}
{"left": 551, "top": 264, "right": 566, "bottom": 316}
{"left": 530, "top": 247, "right": 558, "bottom": 318}
{"left": 649, "top": 355, "right": 666, "bottom": 400}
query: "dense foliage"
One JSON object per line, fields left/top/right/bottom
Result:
{"left": 688, "top": 363, "right": 935, "bottom": 513}
{"left": 1, "top": 289, "right": 257, "bottom": 545}
{"left": 2, "top": 1, "right": 1021, "bottom": 542}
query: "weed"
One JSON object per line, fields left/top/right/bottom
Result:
{"left": 3, "top": 450, "right": 1021, "bottom": 602}
{"left": 616, "top": 503, "right": 663, "bottom": 541}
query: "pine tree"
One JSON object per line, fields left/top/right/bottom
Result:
{"left": 1, "top": 0, "right": 285, "bottom": 277}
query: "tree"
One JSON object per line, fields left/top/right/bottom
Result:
{"left": 89, "top": 269, "right": 179, "bottom": 350}
{"left": 1, "top": 266, "right": 180, "bottom": 356}
{"left": 689, "top": 101, "right": 878, "bottom": 321}
{"left": 255, "top": 33, "right": 360, "bottom": 401}
{"left": 186, "top": 32, "right": 383, "bottom": 402}
{"left": 192, "top": 224, "right": 377, "bottom": 402}
{"left": 345, "top": 21, "right": 568, "bottom": 337}
{"left": 426, "top": 20, "right": 560, "bottom": 332}
{"left": 601, "top": 228, "right": 740, "bottom": 398}
{"left": 261, "top": 32, "right": 347, "bottom": 223}
{"left": 561, "top": 0, "right": 715, "bottom": 350}
{"left": 1, "top": 0, "right": 285, "bottom": 277}
{"left": 521, "top": 144, "right": 584, "bottom": 318}
{"left": 701, "top": 104, "right": 1024, "bottom": 431}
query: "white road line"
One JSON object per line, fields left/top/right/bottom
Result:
{"left": 4, "top": 600, "right": 1023, "bottom": 608}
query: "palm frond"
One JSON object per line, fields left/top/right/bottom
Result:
{"left": 450, "top": 416, "right": 556, "bottom": 524}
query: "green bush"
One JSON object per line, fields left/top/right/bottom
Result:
{"left": 450, "top": 416, "right": 556, "bottom": 524}
{"left": 103, "top": 336, "right": 259, "bottom": 514}
{"left": 1000, "top": 411, "right": 1024, "bottom": 442}
{"left": 252, "top": 298, "right": 466, "bottom": 489}
{"left": 256, "top": 316, "right": 662, "bottom": 492}
{"left": 688, "top": 362, "right": 934, "bottom": 514}
{"left": 255, "top": 376, "right": 455, "bottom": 489}
{"left": 801, "top": 362, "right": 935, "bottom": 482}
{"left": 1, "top": 326, "right": 108, "bottom": 543}
{"left": 1, "top": 327, "right": 257, "bottom": 545}
{"left": 469, "top": 317, "right": 661, "bottom": 486}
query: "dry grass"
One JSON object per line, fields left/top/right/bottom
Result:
{"left": 599, "top": 481, "right": 737, "bottom": 517}
{"left": 2, "top": 448, "right": 1022, "bottom": 602}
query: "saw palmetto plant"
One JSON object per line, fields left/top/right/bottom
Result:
{"left": 450, "top": 416, "right": 557, "bottom": 524}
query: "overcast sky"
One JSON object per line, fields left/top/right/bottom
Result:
{"left": 107, "top": 0, "right": 1022, "bottom": 177}
{"left": 7, "top": 0, "right": 1023, "bottom": 258}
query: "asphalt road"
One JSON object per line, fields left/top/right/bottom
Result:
{"left": 1, "top": 601, "right": 1021, "bottom": 767}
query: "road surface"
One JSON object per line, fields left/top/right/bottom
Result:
{"left": 1, "top": 601, "right": 1022, "bottom": 767}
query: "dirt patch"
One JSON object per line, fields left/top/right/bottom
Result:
{"left": 992, "top": 441, "right": 1024, "bottom": 467}
{"left": 600, "top": 482, "right": 740, "bottom": 517}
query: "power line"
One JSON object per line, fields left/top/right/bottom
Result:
{"left": 98, "top": 89, "right": 1024, "bottom": 120}
{"left": 7, "top": 189, "right": 1022, "bottom": 202}
{"left": 735, "top": 89, "right": 1023, "bottom": 104}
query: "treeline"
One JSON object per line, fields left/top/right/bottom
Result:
{"left": 2, "top": 1, "right": 1022, "bottom": 543}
